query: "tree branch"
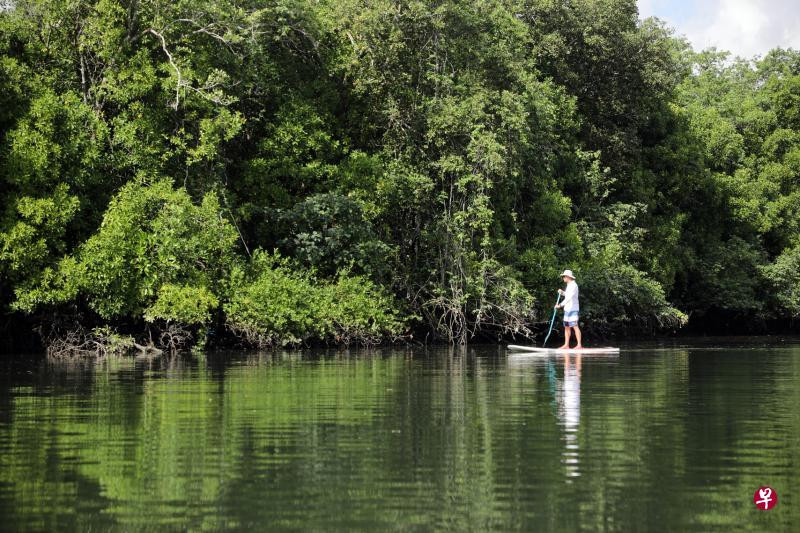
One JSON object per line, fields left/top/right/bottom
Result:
{"left": 146, "top": 28, "right": 182, "bottom": 110}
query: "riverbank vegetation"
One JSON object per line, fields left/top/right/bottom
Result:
{"left": 1, "top": 0, "right": 798, "bottom": 351}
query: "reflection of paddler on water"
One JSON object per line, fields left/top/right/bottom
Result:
{"left": 554, "top": 354, "right": 582, "bottom": 478}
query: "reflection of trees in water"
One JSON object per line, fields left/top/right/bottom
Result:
{"left": 0, "top": 354, "right": 410, "bottom": 530}
{"left": 2, "top": 347, "right": 800, "bottom": 530}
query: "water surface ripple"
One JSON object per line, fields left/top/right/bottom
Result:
{"left": 0, "top": 339, "right": 798, "bottom": 531}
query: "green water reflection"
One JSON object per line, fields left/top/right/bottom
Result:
{"left": 1, "top": 342, "right": 798, "bottom": 531}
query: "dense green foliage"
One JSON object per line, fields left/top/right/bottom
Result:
{"left": 0, "top": 0, "right": 798, "bottom": 349}
{"left": 12, "top": 180, "right": 237, "bottom": 318}
{"left": 224, "top": 251, "right": 403, "bottom": 346}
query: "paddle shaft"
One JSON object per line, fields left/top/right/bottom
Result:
{"left": 542, "top": 292, "right": 562, "bottom": 347}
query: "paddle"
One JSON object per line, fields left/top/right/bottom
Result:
{"left": 542, "top": 291, "right": 561, "bottom": 347}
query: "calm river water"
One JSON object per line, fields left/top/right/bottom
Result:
{"left": 1, "top": 338, "right": 798, "bottom": 531}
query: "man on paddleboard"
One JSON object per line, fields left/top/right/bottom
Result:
{"left": 555, "top": 269, "right": 582, "bottom": 350}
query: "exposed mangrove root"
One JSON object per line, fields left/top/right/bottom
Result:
{"left": 156, "top": 323, "right": 193, "bottom": 353}
{"left": 45, "top": 325, "right": 136, "bottom": 359}
{"left": 41, "top": 319, "right": 170, "bottom": 359}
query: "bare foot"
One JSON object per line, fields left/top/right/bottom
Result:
{"left": 574, "top": 345, "right": 584, "bottom": 350}
{"left": 557, "top": 345, "right": 569, "bottom": 350}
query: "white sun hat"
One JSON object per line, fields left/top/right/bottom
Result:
{"left": 560, "top": 269, "right": 576, "bottom": 280}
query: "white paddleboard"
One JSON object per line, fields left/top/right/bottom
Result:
{"left": 507, "top": 345, "right": 619, "bottom": 354}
